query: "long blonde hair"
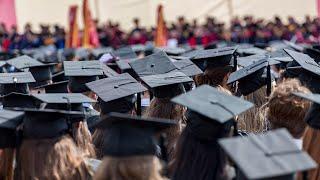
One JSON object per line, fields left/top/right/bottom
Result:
{"left": 72, "top": 121, "right": 96, "bottom": 158}
{"left": 94, "top": 155, "right": 165, "bottom": 180}
{"left": 237, "top": 86, "right": 268, "bottom": 133}
{"left": 17, "top": 135, "right": 92, "bottom": 180}
{"left": 0, "top": 148, "right": 15, "bottom": 180}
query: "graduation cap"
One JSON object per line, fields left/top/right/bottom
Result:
{"left": 283, "top": 40, "right": 305, "bottom": 52}
{"left": 228, "top": 58, "right": 273, "bottom": 96}
{"left": 13, "top": 108, "right": 84, "bottom": 139}
{"left": 155, "top": 47, "right": 187, "bottom": 56}
{"left": 113, "top": 47, "right": 138, "bottom": 60}
{"left": 34, "top": 80, "right": 69, "bottom": 93}
{"left": 131, "top": 44, "right": 146, "bottom": 53}
{"left": 0, "top": 109, "right": 25, "bottom": 148}
{"left": 28, "top": 63, "right": 56, "bottom": 88}
{"left": 1, "top": 92, "right": 38, "bottom": 108}
{"left": 172, "top": 59, "right": 203, "bottom": 77}
{"left": 75, "top": 48, "right": 90, "bottom": 60}
{"left": 0, "top": 72, "right": 35, "bottom": 95}
{"left": 64, "top": 61, "right": 103, "bottom": 93}
{"left": 293, "top": 92, "right": 320, "bottom": 129}
{"left": 6, "top": 55, "right": 44, "bottom": 70}
{"left": 219, "top": 129, "right": 317, "bottom": 180}
{"left": 61, "top": 48, "right": 76, "bottom": 61}
{"left": 95, "top": 112, "right": 177, "bottom": 157}
{"left": 171, "top": 85, "right": 254, "bottom": 123}
{"left": 183, "top": 47, "right": 238, "bottom": 71}
{"left": 86, "top": 73, "right": 147, "bottom": 114}
{"left": 0, "top": 52, "right": 15, "bottom": 60}
{"left": 284, "top": 49, "right": 320, "bottom": 93}
{"left": 237, "top": 54, "right": 280, "bottom": 68}
{"left": 31, "top": 93, "right": 96, "bottom": 122}
{"left": 129, "top": 51, "right": 177, "bottom": 77}
{"left": 115, "top": 58, "right": 138, "bottom": 72}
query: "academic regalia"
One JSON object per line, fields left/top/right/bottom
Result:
{"left": 0, "top": 72, "right": 35, "bottom": 95}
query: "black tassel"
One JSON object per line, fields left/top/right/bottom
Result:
{"left": 266, "top": 64, "right": 271, "bottom": 96}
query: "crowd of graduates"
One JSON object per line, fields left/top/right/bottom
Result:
{"left": 1, "top": 15, "right": 320, "bottom": 51}
{"left": 2, "top": 34, "right": 320, "bottom": 180}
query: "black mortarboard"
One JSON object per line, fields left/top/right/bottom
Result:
{"left": 0, "top": 52, "right": 15, "bottom": 60}
{"left": 228, "top": 58, "right": 273, "bottom": 96}
{"left": 64, "top": 61, "right": 103, "bottom": 93}
{"left": 32, "top": 93, "right": 96, "bottom": 122}
{"left": 13, "top": 108, "right": 83, "bottom": 139}
{"left": 129, "top": 51, "right": 177, "bottom": 77}
{"left": 115, "top": 58, "right": 137, "bottom": 72}
{"left": 140, "top": 71, "right": 193, "bottom": 89}
{"left": 155, "top": 47, "right": 187, "bottom": 56}
{"left": 61, "top": 48, "right": 75, "bottom": 61}
{"left": 0, "top": 109, "right": 24, "bottom": 148}
{"left": 1, "top": 92, "right": 37, "bottom": 108}
{"left": 28, "top": 63, "right": 56, "bottom": 88}
{"left": 0, "top": 72, "right": 35, "bottom": 95}
{"left": 219, "top": 129, "right": 317, "bottom": 180}
{"left": 75, "top": 48, "right": 90, "bottom": 60}
{"left": 171, "top": 85, "right": 254, "bottom": 123}
{"left": 86, "top": 73, "right": 147, "bottom": 114}
{"left": 304, "top": 47, "right": 320, "bottom": 63}
{"left": 284, "top": 49, "right": 320, "bottom": 93}
{"left": 183, "top": 47, "right": 238, "bottom": 70}
{"left": 113, "top": 47, "right": 138, "bottom": 60}
{"left": 293, "top": 92, "right": 320, "bottom": 129}
{"left": 6, "top": 55, "right": 44, "bottom": 70}
{"left": 35, "top": 80, "right": 69, "bottom": 93}
{"left": 96, "top": 112, "right": 177, "bottom": 157}
{"left": 284, "top": 40, "right": 305, "bottom": 52}
{"left": 173, "top": 59, "right": 203, "bottom": 77}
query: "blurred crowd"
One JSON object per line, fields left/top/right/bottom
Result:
{"left": 1, "top": 15, "right": 320, "bottom": 51}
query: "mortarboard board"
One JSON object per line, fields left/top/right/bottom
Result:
{"left": 64, "top": 60, "right": 103, "bottom": 93}
{"left": 113, "top": 47, "right": 138, "bottom": 60}
{"left": 172, "top": 59, "right": 203, "bottom": 77}
{"left": 31, "top": 93, "right": 96, "bottom": 122}
{"left": 61, "top": 48, "right": 76, "bottom": 61}
{"left": 237, "top": 47, "right": 267, "bottom": 57}
{"left": 228, "top": 58, "right": 273, "bottom": 96}
{"left": 6, "top": 55, "right": 44, "bottom": 70}
{"left": 284, "top": 49, "right": 320, "bottom": 93}
{"left": 283, "top": 40, "right": 305, "bottom": 52}
{"left": 293, "top": 92, "right": 320, "bottom": 129}
{"left": 86, "top": 73, "right": 147, "bottom": 114}
{"left": 183, "top": 47, "right": 238, "bottom": 71}
{"left": 1, "top": 92, "right": 38, "bottom": 108}
{"left": 0, "top": 72, "right": 35, "bottom": 95}
{"left": 219, "top": 129, "right": 317, "bottom": 180}
{"left": 0, "top": 52, "right": 15, "bottom": 61}
{"left": 75, "top": 48, "right": 90, "bottom": 60}
{"left": 131, "top": 44, "right": 146, "bottom": 53}
{"left": 12, "top": 107, "right": 84, "bottom": 139}
{"left": 0, "top": 109, "right": 24, "bottom": 148}
{"left": 96, "top": 112, "right": 177, "bottom": 157}
{"left": 171, "top": 85, "right": 254, "bottom": 123}
{"left": 129, "top": 51, "right": 177, "bottom": 77}
{"left": 115, "top": 58, "right": 138, "bottom": 72}
{"left": 35, "top": 80, "right": 69, "bottom": 93}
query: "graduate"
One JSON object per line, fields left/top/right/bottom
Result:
{"left": 93, "top": 112, "right": 177, "bottom": 180}
{"left": 170, "top": 85, "right": 254, "bottom": 180}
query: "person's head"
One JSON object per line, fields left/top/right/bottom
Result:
{"left": 194, "top": 66, "right": 232, "bottom": 89}
{"left": 267, "top": 79, "right": 311, "bottom": 138}
{"left": 18, "top": 135, "right": 90, "bottom": 180}
{"left": 94, "top": 155, "right": 164, "bottom": 180}
{"left": 170, "top": 110, "right": 233, "bottom": 180}
{"left": 237, "top": 85, "right": 268, "bottom": 133}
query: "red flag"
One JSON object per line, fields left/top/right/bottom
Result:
{"left": 0, "top": 0, "right": 17, "bottom": 29}
{"left": 82, "top": 0, "right": 100, "bottom": 48}
{"left": 66, "top": 5, "right": 79, "bottom": 48}
{"left": 155, "top": 4, "right": 167, "bottom": 47}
